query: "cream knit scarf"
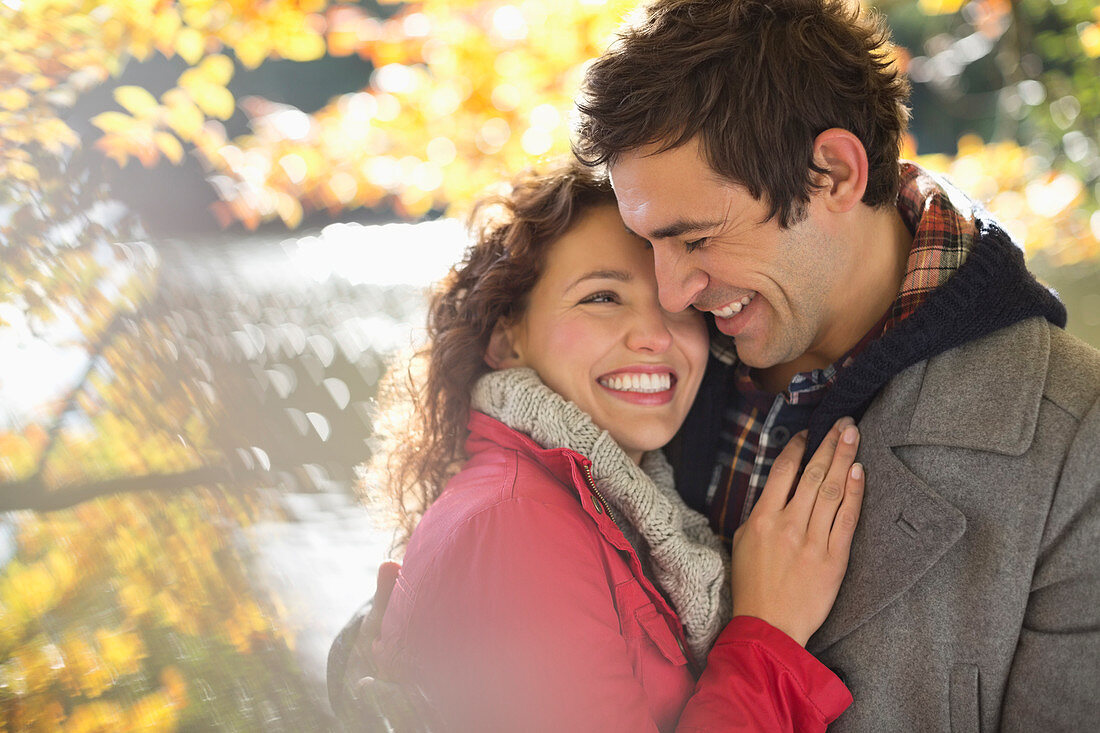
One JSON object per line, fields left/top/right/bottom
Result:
{"left": 471, "top": 367, "right": 732, "bottom": 661}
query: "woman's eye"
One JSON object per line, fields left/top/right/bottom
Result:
{"left": 684, "top": 237, "right": 707, "bottom": 253}
{"left": 580, "top": 291, "right": 618, "bottom": 305}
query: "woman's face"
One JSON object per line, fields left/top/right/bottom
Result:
{"left": 498, "top": 204, "right": 709, "bottom": 463}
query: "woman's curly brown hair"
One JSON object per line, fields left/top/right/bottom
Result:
{"left": 364, "top": 162, "right": 618, "bottom": 553}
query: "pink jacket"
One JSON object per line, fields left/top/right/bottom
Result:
{"left": 374, "top": 412, "right": 851, "bottom": 732}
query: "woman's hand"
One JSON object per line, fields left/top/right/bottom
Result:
{"left": 730, "top": 417, "right": 865, "bottom": 647}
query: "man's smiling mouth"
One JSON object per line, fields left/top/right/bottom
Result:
{"left": 710, "top": 293, "right": 756, "bottom": 318}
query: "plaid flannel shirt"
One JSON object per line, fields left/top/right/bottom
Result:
{"left": 706, "top": 163, "right": 978, "bottom": 542}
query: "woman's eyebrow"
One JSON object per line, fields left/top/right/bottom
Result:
{"left": 565, "top": 269, "right": 632, "bottom": 290}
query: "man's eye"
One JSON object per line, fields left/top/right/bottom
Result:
{"left": 580, "top": 291, "right": 618, "bottom": 304}
{"left": 685, "top": 237, "right": 707, "bottom": 253}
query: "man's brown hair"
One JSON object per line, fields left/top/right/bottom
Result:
{"left": 574, "top": 0, "right": 911, "bottom": 227}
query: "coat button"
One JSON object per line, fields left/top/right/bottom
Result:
{"left": 771, "top": 425, "right": 791, "bottom": 445}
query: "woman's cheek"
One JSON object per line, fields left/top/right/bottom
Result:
{"left": 546, "top": 318, "right": 601, "bottom": 355}
{"left": 672, "top": 315, "right": 709, "bottom": 364}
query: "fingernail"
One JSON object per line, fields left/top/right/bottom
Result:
{"left": 842, "top": 425, "right": 859, "bottom": 444}
{"left": 850, "top": 463, "right": 863, "bottom": 479}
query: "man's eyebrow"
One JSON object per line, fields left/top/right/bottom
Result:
{"left": 630, "top": 217, "right": 722, "bottom": 241}
{"left": 566, "top": 269, "right": 632, "bottom": 290}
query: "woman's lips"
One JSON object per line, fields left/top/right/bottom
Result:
{"left": 596, "top": 369, "right": 676, "bottom": 405}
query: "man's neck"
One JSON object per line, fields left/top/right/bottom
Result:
{"left": 755, "top": 205, "right": 913, "bottom": 395}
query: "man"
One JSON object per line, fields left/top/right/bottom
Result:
{"left": 573, "top": 0, "right": 1100, "bottom": 729}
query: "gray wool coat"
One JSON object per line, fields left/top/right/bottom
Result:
{"left": 809, "top": 317, "right": 1100, "bottom": 731}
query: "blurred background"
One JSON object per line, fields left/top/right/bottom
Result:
{"left": 1, "top": 0, "right": 1098, "bottom": 730}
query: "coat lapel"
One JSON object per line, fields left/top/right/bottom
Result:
{"left": 808, "top": 435, "right": 967, "bottom": 651}
{"left": 809, "top": 320, "right": 1051, "bottom": 652}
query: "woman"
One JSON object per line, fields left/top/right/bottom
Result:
{"left": 355, "top": 163, "right": 863, "bottom": 731}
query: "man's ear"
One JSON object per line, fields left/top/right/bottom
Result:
{"left": 484, "top": 319, "right": 525, "bottom": 369}
{"left": 811, "top": 128, "right": 869, "bottom": 214}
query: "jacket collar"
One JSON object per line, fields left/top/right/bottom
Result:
{"left": 466, "top": 410, "right": 639, "bottom": 557}
{"left": 904, "top": 317, "right": 1050, "bottom": 455}
{"left": 466, "top": 410, "right": 583, "bottom": 486}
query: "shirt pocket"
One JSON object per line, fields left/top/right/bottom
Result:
{"left": 614, "top": 579, "right": 687, "bottom": 667}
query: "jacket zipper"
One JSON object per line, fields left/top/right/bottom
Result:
{"left": 582, "top": 463, "right": 617, "bottom": 525}
{"left": 583, "top": 462, "right": 697, "bottom": 671}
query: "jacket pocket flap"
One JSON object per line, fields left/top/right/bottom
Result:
{"left": 635, "top": 603, "right": 687, "bottom": 666}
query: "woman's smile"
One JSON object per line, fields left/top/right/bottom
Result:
{"left": 596, "top": 366, "right": 678, "bottom": 405}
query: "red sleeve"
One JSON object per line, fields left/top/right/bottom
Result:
{"left": 676, "top": 616, "right": 853, "bottom": 732}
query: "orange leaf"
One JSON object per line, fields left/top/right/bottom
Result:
{"left": 95, "top": 133, "right": 131, "bottom": 167}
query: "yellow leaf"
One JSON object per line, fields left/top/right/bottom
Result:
{"left": 129, "top": 29, "right": 153, "bottom": 62}
{"left": 918, "top": 0, "right": 966, "bottom": 14}
{"left": 198, "top": 54, "right": 235, "bottom": 85}
{"left": 155, "top": 132, "right": 184, "bottom": 164}
{"left": 114, "top": 85, "right": 160, "bottom": 119}
{"left": 37, "top": 119, "right": 80, "bottom": 153}
{"left": 9, "top": 160, "right": 39, "bottom": 182}
{"left": 91, "top": 111, "right": 133, "bottom": 134}
{"left": 276, "top": 193, "right": 303, "bottom": 228}
{"left": 1080, "top": 23, "right": 1100, "bottom": 58}
{"left": 28, "top": 75, "right": 53, "bottom": 92}
{"left": 176, "top": 27, "right": 205, "bottom": 65}
{"left": 191, "top": 83, "right": 234, "bottom": 120}
{"left": 283, "top": 32, "right": 327, "bottom": 62}
{"left": 152, "top": 8, "right": 183, "bottom": 55}
{"left": 164, "top": 97, "right": 205, "bottom": 139}
{"left": 177, "top": 67, "right": 203, "bottom": 95}
{"left": 0, "top": 87, "right": 30, "bottom": 111}
{"left": 234, "top": 36, "right": 268, "bottom": 69}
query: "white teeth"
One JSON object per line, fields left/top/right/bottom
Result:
{"left": 712, "top": 293, "right": 755, "bottom": 318}
{"left": 599, "top": 372, "right": 672, "bottom": 393}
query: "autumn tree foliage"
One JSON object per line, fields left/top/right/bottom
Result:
{"left": 1, "top": 1, "right": 1098, "bottom": 730}
{"left": 3, "top": 1, "right": 1098, "bottom": 252}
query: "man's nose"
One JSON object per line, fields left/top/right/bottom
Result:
{"left": 653, "top": 246, "right": 706, "bottom": 313}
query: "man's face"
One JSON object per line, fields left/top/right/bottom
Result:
{"left": 609, "top": 137, "right": 848, "bottom": 374}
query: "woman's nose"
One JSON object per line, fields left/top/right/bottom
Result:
{"left": 625, "top": 309, "right": 674, "bottom": 353}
